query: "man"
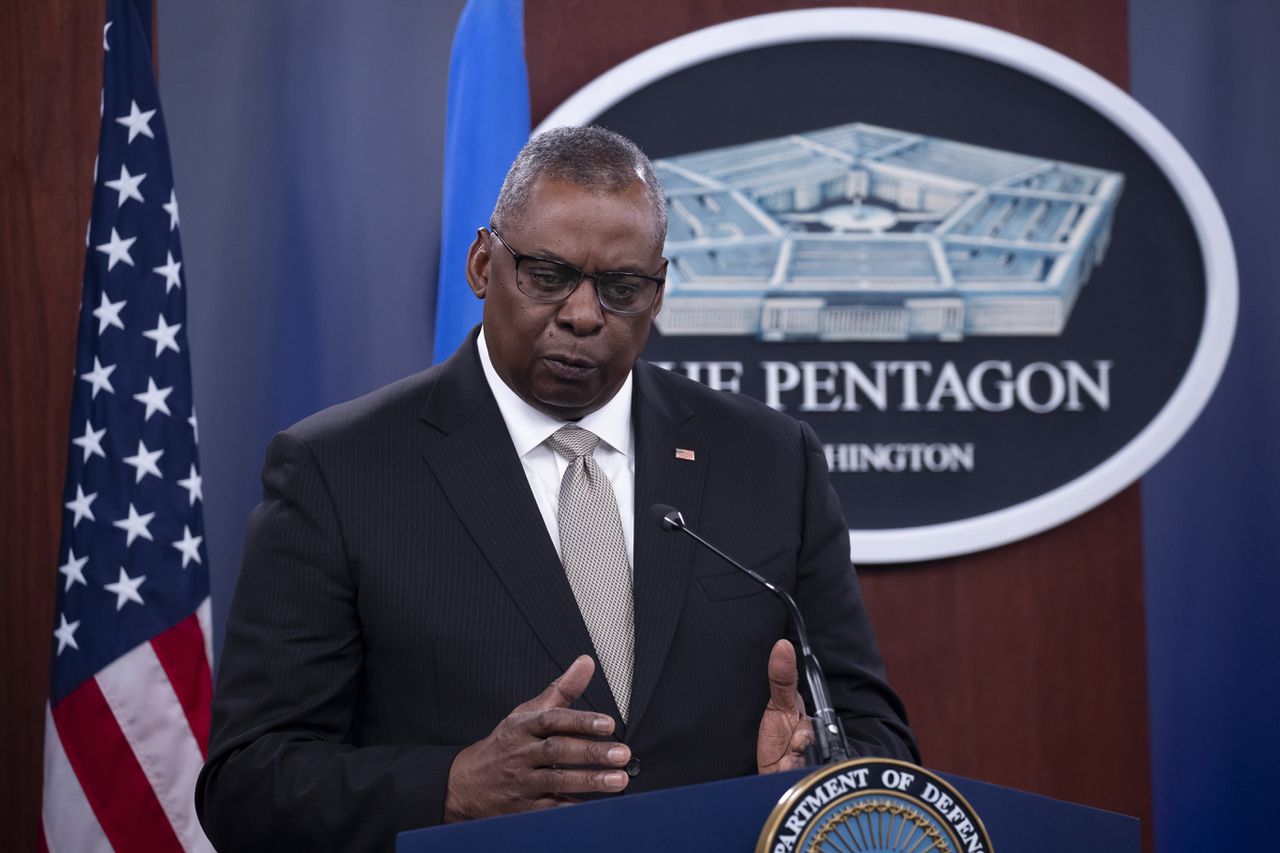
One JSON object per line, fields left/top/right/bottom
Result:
{"left": 196, "top": 126, "right": 916, "bottom": 850}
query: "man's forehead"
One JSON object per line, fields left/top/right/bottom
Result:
{"left": 512, "top": 177, "right": 665, "bottom": 250}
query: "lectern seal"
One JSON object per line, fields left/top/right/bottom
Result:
{"left": 757, "top": 758, "right": 992, "bottom": 853}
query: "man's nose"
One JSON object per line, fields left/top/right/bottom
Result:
{"left": 556, "top": 276, "right": 605, "bottom": 334}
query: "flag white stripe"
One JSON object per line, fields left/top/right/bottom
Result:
{"left": 41, "top": 704, "right": 112, "bottom": 853}
{"left": 95, "top": 642, "right": 214, "bottom": 853}
{"left": 196, "top": 596, "right": 213, "bottom": 671}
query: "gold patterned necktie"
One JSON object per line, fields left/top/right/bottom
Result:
{"left": 546, "top": 425, "right": 635, "bottom": 721}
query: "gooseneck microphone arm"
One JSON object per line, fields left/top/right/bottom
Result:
{"left": 650, "top": 504, "right": 851, "bottom": 766}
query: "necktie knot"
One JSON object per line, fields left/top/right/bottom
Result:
{"left": 547, "top": 425, "right": 600, "bottom": 461}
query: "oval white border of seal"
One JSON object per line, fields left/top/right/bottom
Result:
{"left": 536, "top": 9, "right": 1238, "bottom": 564}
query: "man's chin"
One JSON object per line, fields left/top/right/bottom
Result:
{"left": 530, "top": 386, "right": 609, "bottom": 421}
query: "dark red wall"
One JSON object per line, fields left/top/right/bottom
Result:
{"left": 0, "top": 3, "right": 101, "bottom": 851}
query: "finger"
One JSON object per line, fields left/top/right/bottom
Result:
{"left": 528, "top": 795, "right": 582, "bottom": 812}
{"left": 531, "top": 766, "right": 630, "bottom": 795}
{"left": 516, "top": 706, "right": 616, "bottom": 738}
{"left": 789, "top": 722, "right": 814, "bottom": 756}
{"left": 520, "top": 655, "right": 597, "bottom": 713}
{"left": 534, "top": 735, "right": 630, "bottom": 768}
{"left": 767, "top": 639, "right": 803, "bottom": 714}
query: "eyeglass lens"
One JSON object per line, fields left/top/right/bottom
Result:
{"left": 517, "top": 258, "right": 657, "bottom": 314}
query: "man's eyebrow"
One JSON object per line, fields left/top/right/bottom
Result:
{"left": 524, "top": 246, "right": 654, "bottom": 276}
{"left": 523, "top": 246, "right": 574, "bottom": 265}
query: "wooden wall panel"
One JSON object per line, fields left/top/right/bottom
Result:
{"left": 0, "top": 2, "right": 101, "bottom": 851}
{"left": 859, "top": 485, "right": 1149, "bottom": 823}
{"left": 526, "top": 0, "right": 1129, "bottom": 119}
{"left": 526, "top": 0, "right": 1149, "bottom": 844}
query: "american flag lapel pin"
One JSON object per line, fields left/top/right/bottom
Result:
{"left": 674, "top": 448, "right": 696, "bottom": 461}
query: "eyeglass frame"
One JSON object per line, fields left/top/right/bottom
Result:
{"left": 486, "top": 225, "right": 667, "bottom": 316}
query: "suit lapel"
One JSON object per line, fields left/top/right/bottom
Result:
{"left": 418, "top": 336, "right": 620, "bottom": 719}
{"left": 626, "top": 362, "right": 706, "bottom": 734}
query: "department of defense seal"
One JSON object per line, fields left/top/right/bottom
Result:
{"left": 757, "top": 758, "right": 992, "bottom": 853}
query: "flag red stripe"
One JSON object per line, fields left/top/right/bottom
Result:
{"left": 150, "top": 612, "right": 213, "bottom": 755}
{"left": 51, "top": 679, "right": 186, "bottom": 853}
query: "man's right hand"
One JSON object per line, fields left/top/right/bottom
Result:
{"left": 443, "top": 655, "right": 631, "bottom": 822}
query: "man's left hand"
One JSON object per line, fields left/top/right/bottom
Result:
{"left": 757, "top": 639, "right": 815, "bottom": 773}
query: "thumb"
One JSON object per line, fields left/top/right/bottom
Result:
{"left": 767, "top": 639, "right": 804, "bottom": 714}
{"left": 523, "top": 654, "right": 596, "bottom": 712}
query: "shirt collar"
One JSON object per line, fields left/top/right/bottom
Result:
{"left": 477, "top": 327, "right": 634, "bottom": 459}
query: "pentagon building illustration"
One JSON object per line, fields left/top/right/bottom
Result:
{"left": 654, "top": 123, "right": 1124, "bottom": 341}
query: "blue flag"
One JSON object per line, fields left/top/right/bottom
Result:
{"left": 433, "top": 0, "right": 531, "bottom": 363}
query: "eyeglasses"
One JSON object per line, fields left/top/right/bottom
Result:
{"left": 488, "top": 227, "right": 665, "bottom": 316}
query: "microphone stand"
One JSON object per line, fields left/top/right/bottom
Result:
{"left": 653, "top": 505, "right": 851, "bottom": 766}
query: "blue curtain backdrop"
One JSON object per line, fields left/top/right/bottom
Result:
{"left": 158, "top": 0, "right": 468, "bottom": 656}
{"left": 158, "top": 2, "right": 1277, "bottom": 848}
{"left": 1130, "top": 1, "right": 1280, "bottom": 850}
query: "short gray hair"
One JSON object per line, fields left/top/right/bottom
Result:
{"left": 490, "top": 125, "right": 667, "bottom": 241}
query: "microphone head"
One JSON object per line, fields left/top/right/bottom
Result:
{"left": 649, "top": 503, "right": 685, "bottom": 532}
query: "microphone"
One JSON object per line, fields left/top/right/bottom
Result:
{"left": 651, "top": 504, "right": 851, "bottom": 766}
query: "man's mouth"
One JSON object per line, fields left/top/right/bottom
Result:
{"left": 542, "top": 355, "right": 598, "bottom": 380}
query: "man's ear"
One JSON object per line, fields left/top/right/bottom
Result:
{"left": 465, "top": 228, "right": 490, "bottom": 299}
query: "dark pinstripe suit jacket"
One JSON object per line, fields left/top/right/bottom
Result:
{"left": 195, "top": 333, "right": 916, "bottom": 851}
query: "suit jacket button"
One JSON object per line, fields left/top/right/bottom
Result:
{"left": 624, "top": 757, "right": 640, "bottom": 777}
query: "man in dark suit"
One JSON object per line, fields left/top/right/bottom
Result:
{"left": 196, "top": 126, "right": 916, "bottom": 851}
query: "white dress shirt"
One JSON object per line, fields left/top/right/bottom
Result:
{"left": 476, "top": 328, "right": 636, "bottom": 566}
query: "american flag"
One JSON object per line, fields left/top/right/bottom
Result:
{"left": 41, "top": 1, "right": 213, "bottom": 850}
